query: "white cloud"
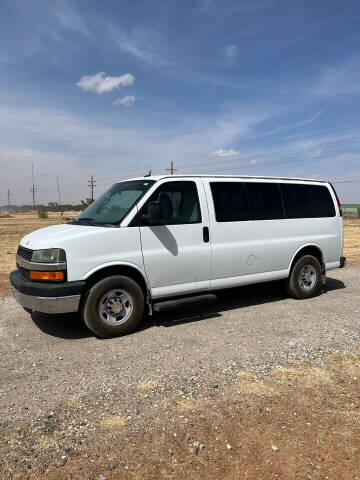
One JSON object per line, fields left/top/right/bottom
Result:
{"left": 115, "top": 28, "right": 170, "bottom": 69}
{"left": 210, "top": 149, "right": 240, "bottom": 157}
{"left": 224, "top": 44, "right": 237, "bottom": 60}
{"left": 53, "top": 2, "right": 89, "bottom": 37}
{"left": 259, "top": 110, "right": 323, "bottom": 138}
{"left": 76, "top": 72, "right": 134, "bottom": 94}
{"left": 113, "top": 95, "right": 136, "bottom": 107}
{"left": 250, "top": 159, "right": 260, "bottom": 165}
{"left": 312, "top": 55, "right": 360, "bottom": 98}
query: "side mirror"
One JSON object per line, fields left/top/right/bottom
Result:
{"left": 142, "top": 201, "right": 163, "bottom": 225}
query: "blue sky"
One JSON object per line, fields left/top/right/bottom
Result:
{"left": 0, "top": 0, "right": 360, "bottom": 204}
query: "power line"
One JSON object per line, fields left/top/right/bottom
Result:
{"left": 3, "top": 131, "right": 360, "bottom": 206}
{"left": 32, "top": 133, "right": 360, "bottom": 192}
{"left": 333, "top": 179, "right": 360, "bottom": 184}
{"left": 179, "top": 136, "right": 360, "bottom": 172}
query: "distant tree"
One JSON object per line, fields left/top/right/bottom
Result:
{"left": 80, "top": 198, "right": 94, "bottom": 211}
{"left": 38, "top": 205, "right": 48, "bottom": 219}
{"left": 357, "top": 206, "right": 360, "bottom": 218}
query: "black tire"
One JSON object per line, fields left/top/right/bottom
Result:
{"left": 82, "top": 275, "right": 145, "bottom": 338}
{"left": 23, "top": 307, "right": 33, "bottom": 314}
{"left": 285, "top": 255, "right": 322, "bottom": 299}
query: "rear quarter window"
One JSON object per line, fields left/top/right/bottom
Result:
{"left": 280, "top": 184, "right": 336, "bottom": 218}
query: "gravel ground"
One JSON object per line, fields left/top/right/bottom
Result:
{"left": 1, "top": 267, "right": 359, "bottom": 428}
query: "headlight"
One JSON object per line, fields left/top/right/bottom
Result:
{"left": 31, "top": 248, "right": 66, "bottom": 263}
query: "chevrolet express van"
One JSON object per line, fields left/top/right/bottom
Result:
{"left": 10, "top": 175, "right": 346, "bottom": 338}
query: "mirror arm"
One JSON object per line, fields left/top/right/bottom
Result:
{"left": 142, "top": 214, "right": 152, "bottom": 225}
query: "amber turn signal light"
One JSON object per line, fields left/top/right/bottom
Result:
{"left": 30, "top": 271, "right": 64, "bottom": 281}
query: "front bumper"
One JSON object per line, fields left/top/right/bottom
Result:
{"left": 10, "top": 270, "right": 85, "bottom": 314}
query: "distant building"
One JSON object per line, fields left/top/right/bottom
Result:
{"left": 342, "top": 206, "right": 359, "bottom": 216}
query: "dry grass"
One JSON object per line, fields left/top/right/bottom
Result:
{"left": 176, "top": 397, "right": 208, "bottom": 413}
{"left": 343, "top": 218, "right": 360, "bottom": 264}
{"left": 100, "top": 415, "right": 127, "bottom": 429}
{"left": 235, "top": 365, "right": 333, "bottom": 398}
{"left": 137, "top": 381, "right": 158, "bottom": 391}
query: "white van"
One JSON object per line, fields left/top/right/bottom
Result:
{"left": 10, "top": 175, "right": 346, "bottom": 337}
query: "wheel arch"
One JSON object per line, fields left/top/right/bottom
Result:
{"left": 82, "top": 262, "right": 150, "bottom": 299}
{"left": 288, "top": 244, "right": 325, "bottom": 274}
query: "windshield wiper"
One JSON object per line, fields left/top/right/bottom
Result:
{"left": 69, "top": 217, "right": 97, "bottom": 225}
{"left": 69, "top": 217, "right": 118, "bottom": 227}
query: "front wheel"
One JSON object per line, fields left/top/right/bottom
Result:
{"left": 82, "top": 275, "right": 145, "bottom": 338}
{"left": 285, "top": 255, "right": 322, "bottom": 299}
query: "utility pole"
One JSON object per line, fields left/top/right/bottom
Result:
{"left": 31, "top": 163, "right": 36, "bottom": 211}
{"left": 166, "top": 161, "right": 177, "bottom": 175}
{"left": 88, "top": 175, "right": 97, "bottom": 201}
{"left": 56, "top": 175, "right": 63, "bottom": 223}
{"left": 7, "top": 189, "right": 11, "bottom": 209}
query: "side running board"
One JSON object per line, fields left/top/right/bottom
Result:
{"left": 153, "top": 294, "right": 217, "bottom": 312}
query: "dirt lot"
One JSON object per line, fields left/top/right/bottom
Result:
{"left": 0, "top": 213, "right": 359, "bottom": 479}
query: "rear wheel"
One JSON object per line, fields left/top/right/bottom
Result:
{"left": 285, "top": 255, "right": 322, "bottom": 299}
{"left": 82, "top": 275, "right": 145, "bottom": 338}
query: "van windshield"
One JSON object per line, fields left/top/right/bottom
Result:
{"left": 73, "top": 180, "right": 155, "bottom": 226}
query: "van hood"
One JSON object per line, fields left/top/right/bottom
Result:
{"left": 20, "top": 223, "right": 108, "bottom": 250}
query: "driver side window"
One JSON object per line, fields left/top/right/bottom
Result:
{"left": 139, "top": 181, "right": 202, "bottom": 225}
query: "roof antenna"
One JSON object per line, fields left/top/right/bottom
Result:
{"left": 144, "top": 169, "right": 152, "bottom": 177}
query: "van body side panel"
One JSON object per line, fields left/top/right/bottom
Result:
{"left": 211, "top": 269, "right": 289, "bottom": 290}
{"left": 151, "top": 280, "right": 211, "bottom": 299}
{"left": 203, "top": 179, "right": 342, "bottom": 285}
{"left": 209, "top": 216, "right": 338, "bottom": 278}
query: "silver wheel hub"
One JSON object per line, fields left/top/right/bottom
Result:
{"left": 298, "top": 264, "right": 317, "bottom": 291}
{"left": 98, "top": 289, "right": 133, "bottom": 326}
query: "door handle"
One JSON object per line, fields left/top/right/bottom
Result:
{"left": 203, "top": 226, "right": 209, "bottom": 243}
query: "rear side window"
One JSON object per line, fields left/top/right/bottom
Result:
{"left": 280, "top": 184, "right": 336, "bottom": 218}
{"left": 210, "top": 182, "right": 250, "bottom": 222}
{"left": 245, "top": 182, "right": 284, "bottom": 220}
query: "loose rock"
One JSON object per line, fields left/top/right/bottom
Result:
{"left": 54, "top": 456, "right": 67, "bottom": 467}
{"left": 192, "top": 442, "right": 205, "bottom": 455}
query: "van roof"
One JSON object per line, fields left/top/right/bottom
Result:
{"left": 126, "top": 174, "right": 329, "bottom": 183}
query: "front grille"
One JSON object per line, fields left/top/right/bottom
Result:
{"left": 17, "top": 245, "right": 34, "bottom": 261}
{"left": 18, "top": 266, "right": 31, "bottom": 281}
